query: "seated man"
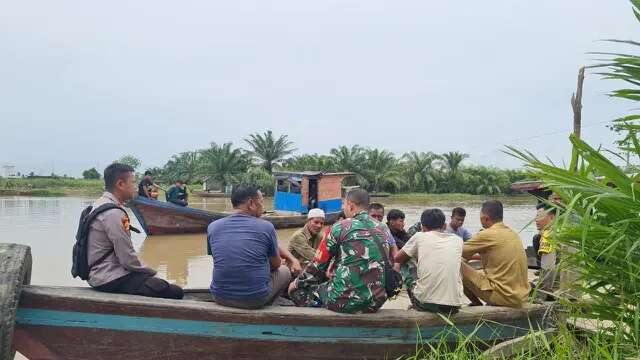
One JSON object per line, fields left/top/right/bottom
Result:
{"left": 395, "top": 208, "right": 464, "bottom": 314}
{"left": 387, "top": 209, "right": 409, "bottom": 249}
{"left": 368, "top": 202, "right": 399, "bottom": 260}
{"left": 533, "top": 205, "right": 558, "bottom": 300}
{"left": 208, "top": 185, "right": 301, "bottom": 309}
{"left": 166, "top": 180, "right": 188, "bottom": 206}
{"left": 137, "top": 170, "right": 154, "bottom": 198}
{"left": 461, "top": 200, "right": 530, "bottom": 308}
{"left": 288, "top": 189, "right": 389, "bottom": 313}
{"left": 288, "top": 208, "right": 325, "bottom": 268}
{"left": 446, "top": 207, "right": 472, "bottom": 241}
{"left": 368, "top": 202, "right": 385, "bottom": 222}
{"left": 88, "top": 163, "right": 183, "bottom": 299}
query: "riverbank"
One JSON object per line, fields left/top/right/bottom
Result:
{"left": 0, "top": 178, "right": 104, "bottom": 197}
{"left": 0, "top": 178, "right": 536, "bottom": 200}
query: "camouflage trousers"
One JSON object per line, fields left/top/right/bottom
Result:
{"left": 289, "top": 275, "right": 329, "bottom": 308}
{"left": 401, "top": 260, "right": 459, "bottom": 315}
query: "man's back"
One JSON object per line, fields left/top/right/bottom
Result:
{"left": 320, "top": 211, "right": 388, "bottom": 313}
{"left": 404, "top": 232, "right": 464, "bottom": 306}
{"left": 463, "top": 222, "right": 529, "bottom": 306}
{"left": 208, "top": 213, "right": 278, "bottom": 300}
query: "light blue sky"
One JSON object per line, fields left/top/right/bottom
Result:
{"left": 1, "top": 1, "right": 639, "bottom": 176}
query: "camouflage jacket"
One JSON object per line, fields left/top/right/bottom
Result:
{"left": 407, "top": 221, "right": 422, "bottom": 238}
{"left": 296, "top": 210, "right": 390, "bottom": 313}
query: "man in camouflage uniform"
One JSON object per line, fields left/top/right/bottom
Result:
{"left": 288, "top": 188, "right": 390, "bottom": 313}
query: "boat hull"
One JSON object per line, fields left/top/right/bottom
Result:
{"left": 192, "top": 191, "right": 229, "bottom": 198}
{"left": 127, "top": 197, "right": 341, "bottom": 235}
{"left": 14, "top": 286, "right": 550, "bottom": 360}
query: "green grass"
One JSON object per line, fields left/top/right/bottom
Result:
{"left": 399, "top": 322, "right": 632, "bottom": 359}
{"left": 0, "top": 178, "right": 104, "bottom": 197}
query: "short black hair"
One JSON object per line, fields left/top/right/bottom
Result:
{"left": 144, "top": 170, "right": 152, "bottom": 176}
{"left": 452, "top": 207, "right": 466, "bottom": 217}
{"left": 368, "top": 202, "right": 383, "bottom": 212}
{"left": 536, "top": 203, "right": 557, "bottom": 216}
{"left": 421, "top": 209, "right": 446, "bottom": 230}
{"left": 481, "top": 200, "right": 503, "bottom": 221}
{"left": 347, "top": 188, "right": 370, "bottom": 208}
{"left": 387, "top": 209, "right": 405, "bottom": 221}
{"left": 104, "top": 163, "right": 134, "bottom": 192}
{"left": 231, "top": 184, "right": 260, "bottom": 208}
{"left": 175, "top": 179, "right": 184, "bottom": 184}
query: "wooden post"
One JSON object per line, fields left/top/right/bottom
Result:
{"left": 571, "top": 67, "right": 585, "bottom": 140}
{"left": 561, "top": 66, "right": 586, "bottom": 303}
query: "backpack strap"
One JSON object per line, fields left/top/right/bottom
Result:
{"left": 85, "top": 203, "right": 139, "bottom": 269}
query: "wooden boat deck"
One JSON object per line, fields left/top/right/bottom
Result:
{"left": 13, "top": 286, "right": 552, "bottom": 359}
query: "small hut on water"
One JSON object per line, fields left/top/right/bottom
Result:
{"left": 273, "top": 171, "right": 353, "bottom": 214}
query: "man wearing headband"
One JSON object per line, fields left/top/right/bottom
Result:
{"left": 288, "top": 208, "right": 325, "bottom": 268}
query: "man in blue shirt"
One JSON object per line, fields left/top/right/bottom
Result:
{"left": 208, "top": 185, "right": 301, "bottom": 309}
{"left": 446, "top": 207, "right": 472, "bottom": 241}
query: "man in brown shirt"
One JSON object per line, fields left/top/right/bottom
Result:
{"left": 88, "top": 163, "right": 183, "bottom": 299}
{"left": 288, "top": 208, "right": 325, "bottom": 267}
{"left": 461, "top": 200, "right": 530, "bottom": 308}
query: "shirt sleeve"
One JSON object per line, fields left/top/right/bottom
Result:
{"left": 386, "top": 228, "right": 396, "bottom": 246}
{"left": 402, "top": 234, "right": 418, "bottom": 259}
{"left": 462, "top": 228, "right": 472, "bottom": 241}
{"left": 462, "top": 230, "right": 492, "bottom": 259}
{"left": 288, "top": 231, "right": 316, "bottom": 263}
{"left": 538, "top": 231, "right": 553, "bottom": 255}
{"left": 295, "top": 222, "right": 341, "bottom": 288}
{"left": 266, "top": 224, "right": 278, "bottom": 258}
{"left": 103, "top": 210, "right": 156, "bottom": 275}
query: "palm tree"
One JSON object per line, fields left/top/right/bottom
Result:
{"left": 329, "top": 145, "right": 367, "bottom": 186}
{"left": 440, "top": 151, "right": 469, "bottom": 178}
{"left": 362, "top": 149, "right": 405, "bottom": 193}
{"left": 283, "top": 154, "right": 335, "bottom": 172}
{"left": 162, "top": 151, "right": 201, "bottom": 183}
{"left": 244, "top": 130, "right": 297, "bottom": 173}
{"left": 402, "top": 151, "right": 440, "bottom": 192}
{"left": 439, "top": 151, "right": 469, "bottom": 192}
{"left": 199, "top": 142, "right": 249, "bottom": 188}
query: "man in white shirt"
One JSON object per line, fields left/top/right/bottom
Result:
{"left": 395, "top": 208, "right": 465, "bottom": 315}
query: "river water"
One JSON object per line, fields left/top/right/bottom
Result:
{"left": 0, "top": 195, "right": 537, "bottom": 289}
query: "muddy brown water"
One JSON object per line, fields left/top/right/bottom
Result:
{"left": 0, "top": 195, "right": 537, "bottom": 289}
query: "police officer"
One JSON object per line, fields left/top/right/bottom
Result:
{"left": 87, "top": 163, "right": 183, "bottom": 299}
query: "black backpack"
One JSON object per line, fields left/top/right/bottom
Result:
{"left": 71, "top": 203, "right": 139, "bottom": 280}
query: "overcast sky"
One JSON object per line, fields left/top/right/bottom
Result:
{"left": 1, "top": 1, "right": 639, "bottom": 176}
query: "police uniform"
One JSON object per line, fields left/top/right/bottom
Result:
{"left": 87, "top": 191, "right": 183, "bottom": 299}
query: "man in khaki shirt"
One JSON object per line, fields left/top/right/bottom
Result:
{"left": 88, "top": 163, "right": 183, "bottom": 299}
{"left": 461, "top": 200, "right": 530, "bottom": 308}
{"left": 288, "top": 208, "right": 325, "bottom": 267}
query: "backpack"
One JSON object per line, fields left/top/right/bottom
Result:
{"left": 71, "top": 203, "right": 139, "bottom": 280}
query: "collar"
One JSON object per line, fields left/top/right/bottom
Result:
{"left": 103, "top": 191, "right": 123, "bottom": 206}
{"left": 354, "top": 210, "right": 369, "bottom": 220}
{"left": 488, "top": 221, "right": 505, "bottom": 230}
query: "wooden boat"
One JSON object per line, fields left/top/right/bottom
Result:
{"left": 192, "top": 191, "right": 229, "bottom": 198}
{"left": 3, "top": 244, "right": 551, "bottom": 360}
{"left": 127, "top": 197, "right": 342, "bottom": 235}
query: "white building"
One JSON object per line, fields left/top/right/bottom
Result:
{"left": 1, "top": 165, "right": 18, "bottom": 178}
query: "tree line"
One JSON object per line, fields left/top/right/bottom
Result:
{"left": 88, "top": 130, "right": 529, "bottom": 196}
